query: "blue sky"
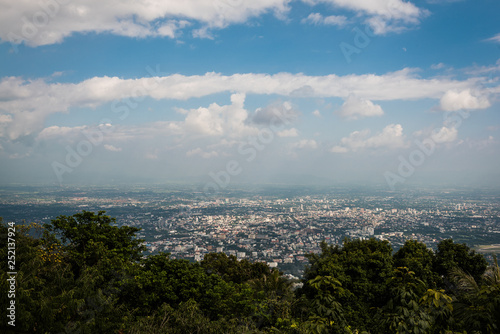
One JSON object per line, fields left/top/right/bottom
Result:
{"left": 0, "top": 0, "right": 499, "bottom": 190}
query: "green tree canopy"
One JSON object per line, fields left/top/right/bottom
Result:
{"left": 46, "top": 210, "right": 145, "bottom": 268}
{"left": 434, "top": 239, "right": 488, "bottom": 282}
{"left": 303, "top": 238, "right": 394, "bottom": 332}
{"left": 201, "top": 252, "right": 271, "bottom": 284}
{"left": 394, "top": 239, "right": 440, "bottom": 288}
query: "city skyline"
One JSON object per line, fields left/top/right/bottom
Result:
{"left": 0, "top": 0, "right": 499, "bottom": 188}
{"left": 1, "top": 183, "right": 499, "bottom": 276}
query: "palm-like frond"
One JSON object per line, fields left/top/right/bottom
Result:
{"left": 449, "top": 256, "right": 500, "bottom": 334}
{"left": 448, "top": 266, "right": 479, "bottom": 295}
{"left": 481, "top": 256, "right": 500, "bottom": 287}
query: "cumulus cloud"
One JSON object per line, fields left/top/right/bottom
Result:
{"left": 336, "top": 95, "right": 384, "bottom": 119}
{"left": 0, "top": 0, "right": 291, "bottom": 46}
{"left": 0, "top": 69, "right": 495, "bottom": 140}
{"left": 301, "top": 13, "right": 347, "bottom": 26}
{"left": 290, "top": 85, "right": 315, "bottom": 97}
{"left": 27, "top": 95, "right": 301, "bottom": 166}
{"left": 180, "top": 93, "right": 257, "bottom": 138}
{"left": 431, "top": 126, "right": 458, "bottom": 143}
{"left": 312, "top": 110, "right": 322, "bottom": 117}
{"left": 251, "top": 101, "right": 299, "bottom": 126}
{"left": 331, "top": 124, "right": 407, "bottom": 152}
{"left": 302, "top": 0, "right": 428, "bottom": 34}
{"left": 440, "top": 89, "right": 491, "bottom": 111}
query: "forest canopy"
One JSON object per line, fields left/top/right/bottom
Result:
{"left": 1, "top": 211, "right": 499, "bottom": 333}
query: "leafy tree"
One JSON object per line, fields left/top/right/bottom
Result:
{"left": 420, "top": 288, "right": 454, "bottom": 333}
{"left": 128, "top": 300, "right": 259, "bottom": 334}
{"left": 379, "top": 267, "right": 432, "bottom": 334}
{"left": 41, "top": 211, "right": 146, "bottom": 333}
{"left": 249, "top": 268, "right": 292, "bottom": 298}
{"left": 3, "top": 211, "right": 496, "bottom": 334}
{"left": 248, "top": 268, "right": 295, "bottom": 329}
{"left": 201, "top": 252, "right": 271, "bottom": 284}
{"left": 45, "top": 210, "right": 145, "bottom": 278}
{"left": 304, "top": 238, "right": 393, "bottom": 331}
{"left": 302, "top": 275, "right": 349, "bottom": 334}
{"left": 448, "top": 257, "right": 500, "bottom": 334}
{"left": 0, "top": 222, "right": 78, "bottom": 333}
{"left": 435, "top": 239, "right": 488, "bottom": 283}
{"left": 394, "top": 240, "right": 439, "bottom": 288}
{"left": 128, "top": 252, "right": 258, "bottom": 321}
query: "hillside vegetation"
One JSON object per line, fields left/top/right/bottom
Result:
{"left": 1, "top": 211, "right": 499, "bottom": 333}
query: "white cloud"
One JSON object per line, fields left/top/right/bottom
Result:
{"left": 485, "top": 33, "right": 500, "bottom": 44}
{"left": 464, "top": 135, "right": 496, "bottom": 150}
{"left": 186, "top": 147, "right": 219, "bottom": 158}
{"left": 330, "top": 145, "right": 348, "bottom": 153}
{"left": 287, "top": 139, "right": 318, "bottom": 157}
{"left": 207, "top": 139, "right": 238, "bottom": 149}
{"left": 301, "top": 13, "right": 347, "bottom": 26}
{"left": 431, "top": 126, "right": 458, "bottom": 143}
{"left": 192, "top": 26, "right": 215, "bottom": 40}
{"left": 336, "top": 95, "right": 384, "bottom": 119}
{"left": 312, "top": 110, "right": 322, "bottom": 117}
{"left": 0, "top": 114, "right": 13, "bottom": 137}
{"left": 36, "top": 125, "right": 86, "bottom": 141}
{"left": 291, "top": 139, "right": 318, "bottom": 149}
{"left": 0, "top": 0, "right": 291, "bottom": 46}
{"left": 431, "top": 63, "right": 446, "bottom": 70}
{"left": 157, "top": 20, "right": 191, "bottom": 38}
{"left": 425, "top": 0, "right": 464, "bottom": 4}
{"left": 277, "top": 128, "right": 299, "bottom": 137}
{"left": 180, "top": 93, "right": 257, "bottom": 138}
{"left": 0, "top": 69, "right": 495, "bottom": 140}
{"left": 331, "top": 124, "right": 407, "bottom": 152}
{"left": 440, "top": 89, "right": 491, "bottom": 111}
{"left": 0, "top": 114, "right": 12, "bottom": 124}
{"left": 251, "top": 101, "right": 299, "bottom": 126}
{"left": 464, "top": 59, "right": 500, "bottom": 76}
{"left": 302, "top": 0, "right": 428, "bottom": 34}
{"left": 27, "top": 96, "right": 291, "bottom": 165}
{"left": 104, "top": 144, "right": 122, "bottom": 152}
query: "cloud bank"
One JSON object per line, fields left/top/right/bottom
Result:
{"left": 1, "top": 0, "right": 290, "bottom": 46}
{"left": 0, "top": 69, "right": 491, "bottom": 140}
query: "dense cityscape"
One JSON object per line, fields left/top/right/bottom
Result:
{"left": 2, "top": 183, "right": 499, "bottom": 277}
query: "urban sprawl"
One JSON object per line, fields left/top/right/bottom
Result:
{"left": 1, "top": 185, "right": 499, "bottom": 277}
